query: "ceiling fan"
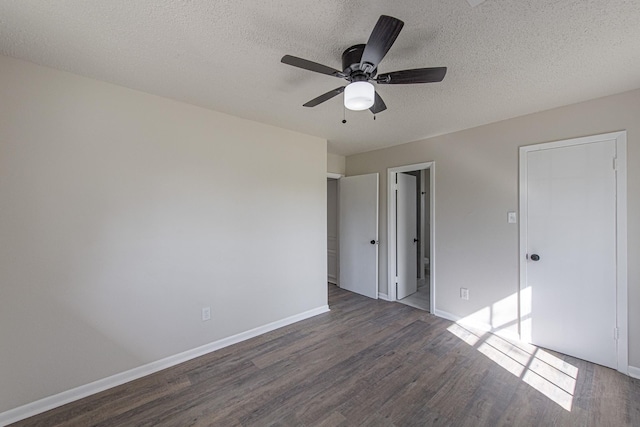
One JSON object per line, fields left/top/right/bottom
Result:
{"left": 281, "top": 15, "right": 447, "bottom": 114}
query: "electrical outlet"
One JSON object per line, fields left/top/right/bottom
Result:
{"left": 202, "top": 307, "right": 211, "bottom": 321}
{"left": 460, "top": 288, "right": 470, "bottom": 300}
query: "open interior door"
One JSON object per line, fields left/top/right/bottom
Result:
{"left": 339, "top": 173, "right": 379, "bottom": 299}
{"left": 396, "top": 173, "right": 418, "bottom": 299}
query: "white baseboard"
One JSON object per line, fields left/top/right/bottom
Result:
{"left": 0, "top": 305, "right": 330, "bottom": 427}
{"left": 378, "top": 292, "right": 390, "bottom": 301}
{"left": 432, "top": 308, "right": 458, "bottom": 323}
{"left": 629, "top": 366, "right": 640, "bottom": 379}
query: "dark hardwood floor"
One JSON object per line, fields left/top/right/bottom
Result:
{"left": 12, "top": 284, "right": 640, "bottom": 426}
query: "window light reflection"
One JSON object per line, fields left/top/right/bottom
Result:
{"left": 447, "top": 323, "right": 577, "bottom": 411}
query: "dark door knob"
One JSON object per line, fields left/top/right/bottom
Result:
{"left": 413, "top": 238, "right": 419, "bottom": 243}
{"left": 530, "top": 254, "right": 540, "bottom": 261}
{"left": 370, "top": 240, "right": 377, "bottom": 245}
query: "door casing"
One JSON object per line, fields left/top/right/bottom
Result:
{"left": 518, "top": 131, "right": 628, "bottom": 374}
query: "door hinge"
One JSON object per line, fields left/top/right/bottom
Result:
{"left": 613, "top": 157, "right": 618, "bottom": 170}
{"left": 614, "top": 327, "right": 619, "bottom": 340}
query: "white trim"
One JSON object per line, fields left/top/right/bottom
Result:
{"left": 378, "top": 292, "right": 390, "bottom": 301}
{"left": 615, "top": 133, "right": 629, "bottom": 374}
{"left": 429, "top": 164, "right": 436, "bottom": 314}
{"left": 628, "top": 366, "right": 640, "bottom": 380}
{"left": 518, "top": 147, "right": 528, "bottom": 342}
{"left": 433, "top": 308, "right": 458, "bottom": 323}
{"left": 518, "top": 130, "right": 628, "bottom": 375}
{"left": 326, "top": 172, "right": 343, "bottom": 179}
{"left": 0, "top": 305, "right": 330, "bottom": 427}
{"left": 387, "top": 162, "right": 435, "bottom": 314}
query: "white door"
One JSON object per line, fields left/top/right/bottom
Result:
{"left": 522, "top": 138, "right": 618, "bottom": 368}
{"left": 339, "top": 173, "right": 379, "bottom": 299}
{"left": 397, "top": 173, "right": 417, "bottom": 299}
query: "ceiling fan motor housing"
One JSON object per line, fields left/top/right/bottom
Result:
{"left": 342, "top": 44, "right": 376, "bottom": 81}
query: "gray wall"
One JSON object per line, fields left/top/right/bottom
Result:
{"left": 347, "top": 88, "right": 640, "bottom": 367}
{"left": 327, "top": 153, "right": 346, "bottom": 175}
{"left": 0, "top": 55, "right": 328, "bottom": 412}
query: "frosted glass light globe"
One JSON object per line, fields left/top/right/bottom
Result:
{"left": 344, "top": 81, "right": 375, "bottom": 111}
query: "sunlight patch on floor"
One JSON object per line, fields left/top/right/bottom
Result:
{"left": 447, "top": 323, "right": 577, "bottom": 411}
{"left": 450, "top": 292, "right": 520, "bottom": 337}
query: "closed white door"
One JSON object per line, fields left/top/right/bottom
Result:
{"left": 397, "top": 173, "right": 417, "bottom": 299}
{"left": 522, "top": 138, "right": 618, "bottom": 368}
{"left": 339, "top": 173, "right": 379, "bottom": 299}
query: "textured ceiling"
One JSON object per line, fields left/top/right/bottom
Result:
{"left": 1, "top": 0, "right": 639, "bottom": 156}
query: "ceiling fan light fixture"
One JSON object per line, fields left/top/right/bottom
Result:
{"left": 282, "top": 15, "right": 446, "bottom": 114}
{"left": 344, "top": 81, "right": 375, "bottom": 111}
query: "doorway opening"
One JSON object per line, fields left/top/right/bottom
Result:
{"left": 387, "top": 162, "right": 434, "bottom": 312}
{"left": 327, "top": 172, "right": 380, "bottom": 300}
{"left": 327, "top": 176, "right": 339, "bottom": 286}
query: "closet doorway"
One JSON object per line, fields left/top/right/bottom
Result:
{"left": 327, "top": 176, "right": 339, "bottom": 285}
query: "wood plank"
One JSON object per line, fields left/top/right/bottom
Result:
{"left": 10, "top": 284, "right": 640, "bottom": 427}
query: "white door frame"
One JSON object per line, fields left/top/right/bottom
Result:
{"left": 387, "top": 162, "right": 435, "bottom": 312}
{"left": 519, "top": 131, "right": 628, "bottom": 374}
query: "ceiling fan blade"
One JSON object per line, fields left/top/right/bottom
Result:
{"left": 303, "top": 87, "right": 346, "bottom": 107}
{"left": 376, "top": 67, "right": 447, "bottom": 84}
{"left": 370, "top": 92, "right": 387, "bottom": 114}
{"left": 360, "top": 15, "right": 404, "bottom": 74}
{"left": 281, "top": 55, "right": 343, "bottom": 77}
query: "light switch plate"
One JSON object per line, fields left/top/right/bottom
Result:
{"left": 508, "top": 211, "right": 517, "bottom": 224}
